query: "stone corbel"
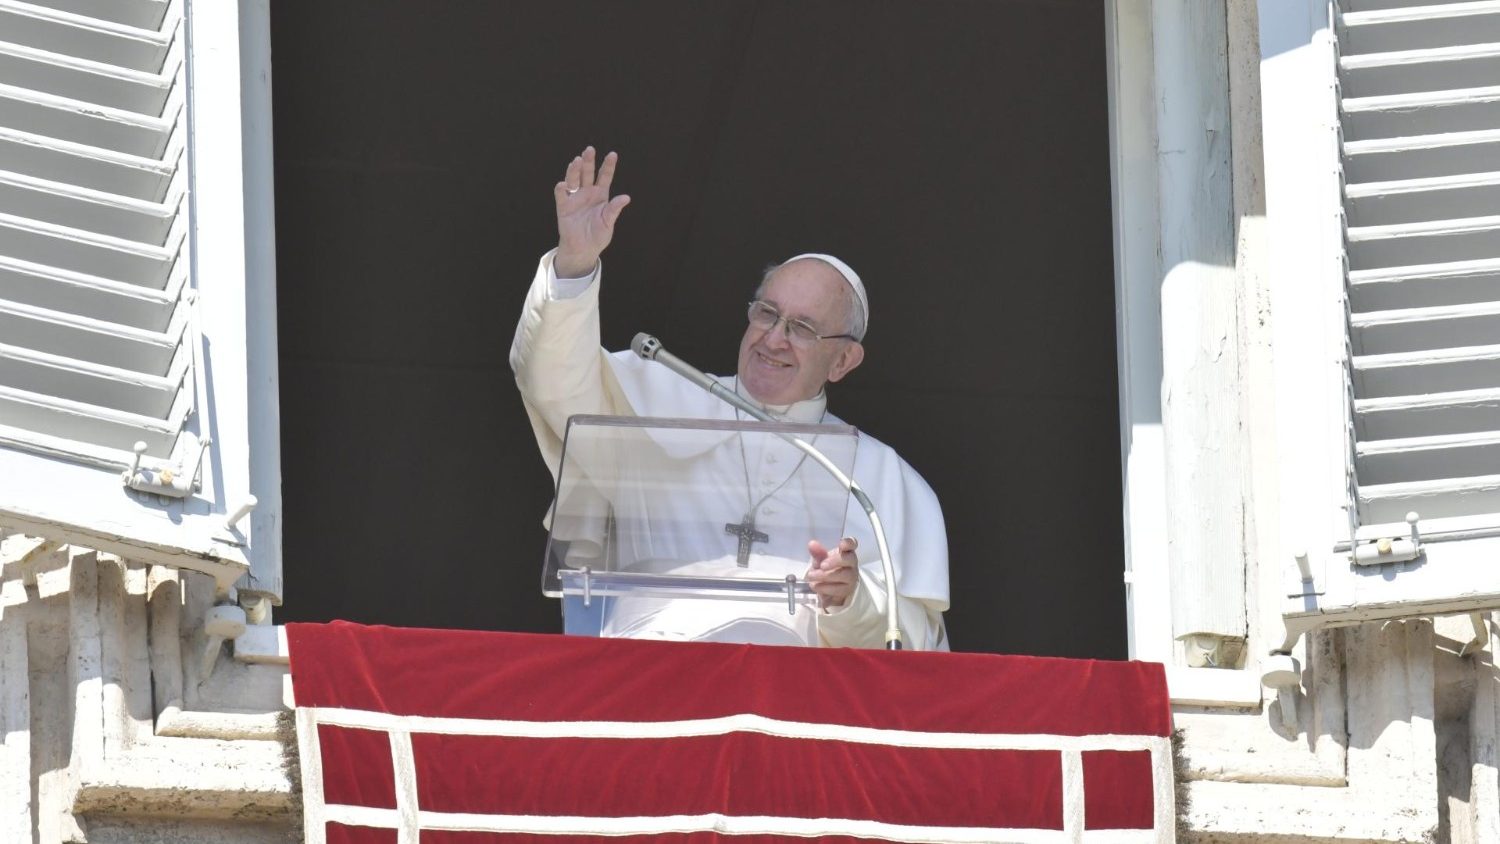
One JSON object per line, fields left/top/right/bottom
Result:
{"left": 64, "top": 553, "right": 293, "bottom": 821}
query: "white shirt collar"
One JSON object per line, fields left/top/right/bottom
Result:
{"left": 734, "top": 380, "right": 828, "bottom": 424}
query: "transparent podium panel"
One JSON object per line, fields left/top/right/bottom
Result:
{"left": 544, "top": 415, "right": 858, "bottom": 646}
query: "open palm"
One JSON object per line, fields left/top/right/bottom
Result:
{"left": 554, "top": 146, "right": 631, "bottom": 278}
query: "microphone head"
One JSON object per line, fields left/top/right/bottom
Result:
{"left": 631, "top": 333, "right": 661, "bottom": 360}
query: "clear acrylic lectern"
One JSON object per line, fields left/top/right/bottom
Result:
{"left": 544, "top": 415, "right": 859, "bottom": 646}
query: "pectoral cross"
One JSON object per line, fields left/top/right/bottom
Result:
{"left": 725, "top": 515, "right": 769, "bottom": 567}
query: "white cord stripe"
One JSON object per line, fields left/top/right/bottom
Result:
{"left": 320, "top": 804, "right": 1160, "bottom": 843}
{"left": 307, "top": 706, "right": 1167, "bottom": 753}
{"left": 1062, "top": 748, "right": 1085, "bottom": 843}
{"left": 295, "top": 709, "right": 329, "bottom": 844}
{"left": 389, "top": 730, "right": 419, "bottom": 844}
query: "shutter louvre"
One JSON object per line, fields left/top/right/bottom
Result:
{"left": 0, "top": 0, "right": 187, "bottom": 465}
{"left": 0, "top": 0, "right": 281, "bottom": 599}
{"left": 1340, "top": 0, "right": 1500, "bottom": 537}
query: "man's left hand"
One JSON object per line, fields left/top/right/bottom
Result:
{"left": 806, "top": 537, "right": 858, "bottom": 610}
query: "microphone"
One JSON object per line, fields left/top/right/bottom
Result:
{"left": 632, "top": 333, "right": 771, "bottom": 421}
{"left": 631, "top": 332, "right": 905, "bottom": 649}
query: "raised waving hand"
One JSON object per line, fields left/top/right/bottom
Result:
{"left": 554, "top": 146, "right": 631, "bottom": 278}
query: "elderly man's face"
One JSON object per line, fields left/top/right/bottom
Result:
{"left": 737, "top": 259, "right": 865, "bottom": 406}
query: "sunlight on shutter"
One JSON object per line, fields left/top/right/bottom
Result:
{"left": 1340, "top": 1, "right": 1500, "bottom": 538}
{"left": 0, "top": 0, "right": 197, "bottom": 470}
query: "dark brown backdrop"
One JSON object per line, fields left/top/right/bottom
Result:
{"left": 270, "top": 0, "right": 1125, "bottom": 658}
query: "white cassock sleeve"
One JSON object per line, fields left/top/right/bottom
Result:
{"left": 814, "top": 441, "right": 950, "bottom": 652}
{"left": 511, "top": 250, "right": 950, "bottom": 650}
{"left": 509, "top": 249, "right": 637, "bottom": 480}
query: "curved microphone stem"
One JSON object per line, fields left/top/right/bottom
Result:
{"left": 633, "top": 333, "right": 904, "bottom": 649}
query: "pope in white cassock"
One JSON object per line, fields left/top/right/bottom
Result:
{"left": 510, "top": 146, "right": 950, "bottom": 650}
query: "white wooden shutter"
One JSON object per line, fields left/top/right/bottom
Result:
{"left": 1264, "top": 0, "right": 1500, "bottom": 632}
{"left": 0, "top": 0, "right": 281, "bottom": 600}
{"left": 1341, "top": 0, "right": 1500, "bottom": 537}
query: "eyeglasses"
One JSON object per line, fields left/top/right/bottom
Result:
{"left": 746, "top": 300, "right": 859, "bottom": 348}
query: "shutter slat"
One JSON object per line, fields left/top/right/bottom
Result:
{"left": 0, "top": 40, "right": 172, "bottom": 114}
{"left": 1354, "top": 344, "right": 1500, "bottom": 397}
{"left": 1359, "top": 473, "right": 1500, "bottom": 524}
{"left": 1346, "top": 128, "right": 1500, "bottom": 181}
{"left": 0, "top": 254, "right": 174, "bottom": 331}
{"left": 0, "top": 0, "right": 190, "bottom": 457}
{"left": 1345, "top": 1, "right": 1484, "bottom": 13}
{"left": 1346, "top": 214, "right": 1500, "bottom": 267}
{"left": 0, "top": 340, "right": 180, "bottom": 417}
{"left": 0, "top": 210, "right": 176, "bottom": 285}
{"left": 1356, "top": 387, "right": 1500, "bottom": 439}
{"left": 0, "top": 170, "right": 175, "bottom": 243}
{"left": 0, "top": 0, "right": 173, "bottom": 74}
{"left": 1346, "top": 171, "right": 1500, "bottom": 225}
{"left": 1349, "top": 257, "right": 1500, "bottom": 308}
{"left": 0, "top": 81, "right": 172, "bottom": 157}
{"left": 0, "top": 127, "right": 173, "bottom": 201}
{"left": 1352, "top": 300, "right": 1500, "bottom": 352}
{"left": 1342, "top": 42, "right": 1500, "bottom": 98}
{"left": 0, "top": 296, "right": 179, "bottom": 372}
{"left": 1337, "top": 0, "right": 1500, "bottom": 535}
{"left": 1343, "top": 86, "right": 1500, "bottom": 139}
{"left": 1341, "top": 2, "right": 1500, "bottom": 54}
{"left": 0, "top": 383, "right": 176, "bottom": 456}
{"left": 1356, "top": 429, "right": 1500, "bottom": 484}
{"left": 22, "top": 0, "right": 169, "bottom": 31}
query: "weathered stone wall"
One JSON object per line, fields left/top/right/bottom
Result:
{"left": 1, "top": 534, "right": 295, "bottom": 842}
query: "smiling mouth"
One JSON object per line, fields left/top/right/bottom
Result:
{"left": 756, "top": 351, "right": 792, "bottom": 368}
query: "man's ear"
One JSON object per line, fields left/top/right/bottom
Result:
{"left": 826, "top": 342, "right": 865, "bottom": 383}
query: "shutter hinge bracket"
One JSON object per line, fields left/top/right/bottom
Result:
{"left": 1350, "top": 511, "right": 1423, "bottom": 567}
{"left": 122, "top": 436, "right": 211, "bottom": 499}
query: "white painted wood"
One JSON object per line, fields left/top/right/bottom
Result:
{"left": 0, "top": 0, "right": 282, "bottom": 600}
{"left": 1357, "top": 386, "right": 1500, "bottom": 439}
{"left": 1342, "top": 41, "right": 1500, "bottom": 97}
{"left": 0, "top": 0, "right": 174, "bottom": 74}
{"left": 1347, "top": 214, "right": 1500, "bottom": 268}
{"left": 0, "top": 170, "right": 177, "bottom": 243}
{"left": 1346, "top": 171, "right": 1500, "bottom": 226}
{"left": 1343, "top": 85, "right": 1500, "bottom": 139}
{"left": 1341, "top": 1, "right": 1500, "bottom": 54}
{"left": 0, "top": 208, "right": 178, "bottom": 281}
{"left": 1153, "top": 0, "right": 1248, "bottom": 643}
{"left": 0, "top": 38, "right": 174, "bottom": 115}
{"left": 0, "top": 295, "right": 184, "bottom": 372}
{"left": 0, "top": 126, "right": 175, "bottom": 200}
{"left": 0, "top": 81, "right": 173, "bottom": 156}
{"left": 1107, "top": 0, "right": 1169, "bottom": 665}
{"left": 28, "top": 0, "right": 171, "bottom": 30}
{"left": 1261, "top": 0, "right": 1500, "bottom": 626}
{"left": 236, "top": 0, "right": 283, "bottom": 601}
{"left": 1354, "top": 341, "right": 1500, "bottom": 398}
{"left": 1346, "top": 127, "right": 1500, "bottom": 182}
